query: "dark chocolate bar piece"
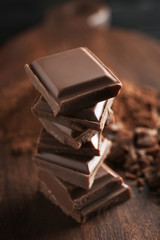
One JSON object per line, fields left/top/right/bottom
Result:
{"left": 34, "top": 138, "right": 112, "bottom": 189}
{"left": 25, "top": 47, "right": 122, "bottom": 116}
{"left": 38, "top": 163, "right": 123, "bottom": 211}
{"left": 32, "top": 96, "right": 114, "bottom": 131}
{"left": 38, "top": 117, "right": 96, "bottom": 149}
{"left": 38, "top": 163, "right": 131, "bottom": 223}
{"left": 38, "top": 129, "right": 103, "bottom": 156}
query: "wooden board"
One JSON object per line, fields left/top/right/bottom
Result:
{"left": 0, "top": 4, "right": 160, "bottom": 240}
{"left": 0, "top": 145, "right": 160, "bottom": 240}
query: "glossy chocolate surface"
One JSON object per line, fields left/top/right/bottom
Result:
{"left": 26, "top": 47, "right": 122, "bottom": 116}
{"left": 31, "top": 48, "right": 120, "bottom": 100}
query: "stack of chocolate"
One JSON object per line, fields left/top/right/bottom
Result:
{"left": 25, "top": 47, "right": 131, "bottom": 223}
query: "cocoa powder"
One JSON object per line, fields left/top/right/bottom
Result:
{"left": 113, "top": 81, "right": 160, "bottom": 129}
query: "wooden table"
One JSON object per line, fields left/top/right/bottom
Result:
{"left": 0, "top": 3, "right": 160, "bottom": 240}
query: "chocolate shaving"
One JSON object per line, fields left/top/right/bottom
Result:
{"left": 105, "top": 125, "right": 160, "bottom": 194}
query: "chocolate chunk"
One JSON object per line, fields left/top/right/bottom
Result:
{"left": 38, "top": 164, "right": 123, "bottom": 211}
{"left": 39, "top": 163, "right": 130, "bottom": 223}
{"left": 38, "top": 117, "right": 96, "bottom": 149}
{"left": 145, "top": 146, "right": 160, "bottom": 157}
{"left": 143, "top": 149, "right": 160, "bottom": 191}
{"left": 32, "top": 96, "right": 114, "bottom": 131}
{"left": 25, "top": 47, "right": 122, "bottom": 116}
{"left": 34, "top": 138, "right": 112, "bottom": 189}
{"left": 124, "top": 172, "right": 137, "bottom": 180}
{"left": 103, "top": 124, "right": 132, "bottom": 143}
{"left": 38, "top": 129, "right": 103, "bottom": 156}
{"left": 134, "top": 127, "right": 158, "bottom": 148}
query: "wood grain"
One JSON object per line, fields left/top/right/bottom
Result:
{"left": 0, "top": 3, "right": 160, "bottom": 240}
{"left": 0, "top": 145, "right": 159, "bottom": 240}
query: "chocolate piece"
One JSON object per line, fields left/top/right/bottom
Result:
{"left": 38, "top": 117, "right": 96, "bottom": 149}
{"left": 38, "top": 129, "right": 103, "bottom": 156}
{"left": 25, "top": 47, "right": 122, "bottom": 116}
{"left": 38, "top": 163, "right": 131, "bottom": 223}
{"left": 32, "top": 96, "right": 114, "bottom": 131}
{"left": 38, "top": 163, "right": 123, "bottom": 211}
{"left": 40, "top": 181, "right": 130, "bottom": 223}
{"left": 34, "top": 139, "right": 112, "bottom": 189}
{"left": 133, "top": 127, "right": 158, "bottom": 148}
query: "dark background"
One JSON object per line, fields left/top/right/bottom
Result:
{"left": 0, "top": 0, "right": 160, "bottom": 45}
